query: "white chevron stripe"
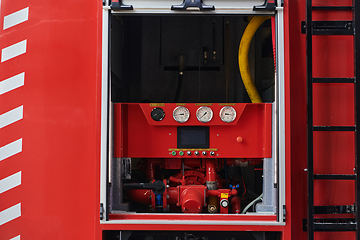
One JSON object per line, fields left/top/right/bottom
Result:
{"left": 0, "top": 73, "right": 25, "bottom": 96}
{"left": 10, "top": 236, "right": 20, "bottom": 240}
{"left": 0, "top": 203, "right": 21, "bottom": 226}
{"left": 0, "top": 106, "right": 23, "bottom": 129}
{"left": 0, "top": 139, "right": 22, "bottom": 162}
{"left": 3, "top": 7, "right": 29, "bottom": 30}
{"left": 0, "top": 172, "right": 21, "bottom": 194}
{"left": 1, "top": 40, "right": 27, "bottom": 62}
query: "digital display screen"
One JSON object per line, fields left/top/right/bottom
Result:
{"left": 177, "top": 127, "right": 209, "bottom": 148}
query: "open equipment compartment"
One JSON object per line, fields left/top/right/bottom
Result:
{"left": 102, "top": 0, "right": 285, "bottom": 229}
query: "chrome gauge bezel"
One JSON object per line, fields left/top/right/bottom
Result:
{"left": 219, "top": 106, "right": 237, "bottom": 123}
{"left": 173, "top": 106, "right": 190, "bottom": 123}
{"left": 196, "top": 106, "right": 213, "bottom": 123}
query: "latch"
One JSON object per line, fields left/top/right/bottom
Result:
{"left": 283, "top": 205, "right": 286, "bottom": 222}
{"left": 253, "top": 0, "right": 276, "bottom": 11}
{"left": 171, "top": 0, "right": 215, "bottom": 11}
{"left": 100, "top": 203, "right": 104, "bottom": 220}
{"left": 110, "top": 0, "right": 133, "bottom": 10}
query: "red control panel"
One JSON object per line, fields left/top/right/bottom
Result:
{"left": 114, "top": 103, "right": 272, "bottom": 158}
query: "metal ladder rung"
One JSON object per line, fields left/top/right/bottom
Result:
{"left": 313, "top": 126, "right": 356, "bottom": 131}
{"left": 314, "top": 220, "right": 356, "bottom": 232}
{"left": 314, "top": 205, "right": 355, "bottom": 214}
{"left": 310, "top": 21, "right": 354, "bottom": 35}
{"left": 312, "top": 6, "right": 353, "bottom": 10}
{"left": 313, "top": 78, "right": 355, "bottom": 83}
{"left": 314, "top": 174, "right": 356, "bottom": 180}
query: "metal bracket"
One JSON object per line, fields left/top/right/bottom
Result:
{"left": 253, "top": 0, "right": 276, "bottom": 11}
{"left": 171, "top": 0, "right": 215, "bottom": 11}
{"left": 110, "top": 0, "right": 133, "bottom": 10}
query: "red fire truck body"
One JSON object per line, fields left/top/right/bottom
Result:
{"left": 0, "top": 0, "right": 357, "bottom": 239}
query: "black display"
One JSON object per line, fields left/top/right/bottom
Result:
{"left": 177, "top": 127, "right": 209, "bottom": 148}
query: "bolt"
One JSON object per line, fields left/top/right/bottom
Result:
{"left": 304, "top": 168, "right": 308, "bottom": 172}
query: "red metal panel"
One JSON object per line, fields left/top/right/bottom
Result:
{"left": 0, "top": 1, "right": 102, "bottom": 239}
{"left": 114, "top": 103, "right": 272, "bottom": 159}
{"left": 286, "top": 0, "right": 355, "bottom": 238}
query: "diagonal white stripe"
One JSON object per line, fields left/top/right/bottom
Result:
{"left": 10, "top": 236, "right": 20, "bottom": 240}
{"left": 0, "top": 203, "right": 21, "bottom": 226}
{"left": 0, "top": 73, "right": 25, "bottom": 96}
{"left": 1, "top": 40, "right": 27, "bottom": 62}
{"left": 0, "top": 139, "right": 22, "bottom": 162}
{"left": 0, "top": 106, "right": 23, "bottom": 129}
{"left": 3, "top": 7, "right": 29, "bottom": 30}
{"left": 0, "top": 172, "right": 21, "bottom": 194}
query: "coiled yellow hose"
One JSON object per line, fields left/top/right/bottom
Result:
{"left": 238, "top": 16, "right": 270, "bottom": 103}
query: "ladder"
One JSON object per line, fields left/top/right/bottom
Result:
{"left": 306, "top": 0, "right": 360, "bottom": 239}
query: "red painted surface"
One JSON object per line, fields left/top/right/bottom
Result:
{"left": 0, "top": 0, "right": 354, "bottom": 238}
{"left": 114, "top": 103, "right": 272, "bottom": 158}
{"left": 0, "top": 1, "right": 102, "bottom": 240}
{"left": 286, "top": 0, "right": 356, "bottom": 239}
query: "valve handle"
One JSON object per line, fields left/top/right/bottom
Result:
{"left": 124, "top": 180, "right": 165, "bottom": 195}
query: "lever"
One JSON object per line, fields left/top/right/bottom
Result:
{"left": 124, "top": 180, "right": 166, "bottom": 195}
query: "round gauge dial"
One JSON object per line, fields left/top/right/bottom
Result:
{"left": 151, "top": 108, "right": 165, "bottom": 121}
{"left": 219, "top": 106, "right": 237, "bottom": 123}
{"left": 196, "top": 106, "right": 213, "bottom": 123}
{"left": 173, "top": 106, "right": 190, "bottom": 123}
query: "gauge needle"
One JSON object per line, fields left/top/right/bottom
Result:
{"left": 201, "top": 112, "right": 207, "bottom": 118}
{"left": 225, "top": 113, "right": 230, "bottom": 115}
{"left": 176, "top": 113, "right": 184, "bottom": 116}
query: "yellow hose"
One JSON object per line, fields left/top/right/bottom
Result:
{"left": 238, "top": 16, "right": 270, "bottom": 103}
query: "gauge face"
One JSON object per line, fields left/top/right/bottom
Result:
{"left": 173, "top": 106, "right": 190, "bottom": 123}
{"left": 151, "top": 108, "right": 165, "bottom": 121}
{"left": 219, "top": 106, "right": 237, "bottom": 123}
{"left": 196, "top": 106, "right": 213, "bottom": 123}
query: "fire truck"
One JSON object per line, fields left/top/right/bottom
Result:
{"left": 0, "top": 0, "right": 358, "bottom": 239}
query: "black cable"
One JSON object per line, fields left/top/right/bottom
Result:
{"left": 174, "top": 74, "right": 183, "bottom": 102}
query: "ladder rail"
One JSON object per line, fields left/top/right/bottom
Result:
{"left": 354, "top": 0, "right": 360, "bottom": 239}
{"left": 306, "top": 0, "right": 314, "bottom": 238}
{"left": 306, "top": 0, "right": 359, "bottom": 239}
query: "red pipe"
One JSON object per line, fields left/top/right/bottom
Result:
{"left": 231, "top": 196, "right": 241, "bottom": 214}
{"left": 206, "top": 159, "right": 216, "bottom": 182}
{"left": 126, "top": 189, "right": 151, "bottom": 204}
{"left": 147, "top": 159, "right": 162, "bottom": 179}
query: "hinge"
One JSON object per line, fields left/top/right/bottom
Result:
{"left": 283, "top": 205, "right": 286, "bottom": 222}
{"left": 100, "top": 203, "right": 104, "bottom": 220}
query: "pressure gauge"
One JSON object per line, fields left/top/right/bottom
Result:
{"left": 196, "top": 106, "right": 213, "bottom": 123}
{"left": 219, "top": 106, "right": 237, "bottom": 123}
{"left": 151, "top": 108, "right": 165, "bottom": 121}
{"left": 173, "top": 106, "right": 190, "bottom": 123}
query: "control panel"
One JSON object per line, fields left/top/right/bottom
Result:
{"left": 114, "top": 103, "right": 272, "bottom": 158}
